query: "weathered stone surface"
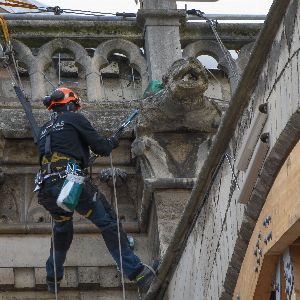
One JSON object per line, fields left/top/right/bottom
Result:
{"left": 14, "top": 268, "right": 35, "bottom": 288}
{"left": 138, "top": 57, "right": 221, "bottom": 134}
{"left": 99, "top": 266, "right": 120, "bottom": 288}
{"left": 34, "top": 267, "right": 47, "bottom": 286}
{"left": 165, "top": 1, "right": 300, "bottom": 299}
{"left": 154, "top": 190, "right": 190, "bottom": 256}
{"left": 0, "top": 3, "right": 263, "bottom": 300}
{"left": 78, "top": 266, "right": 100, "bottom": 286}
{"left": 0, "top": 234, "right": 149, "bottom": 268}
{"left": 61, "top": 267, "right": 79, "bottom": 288}
{"left": 0, "top": 268, "right": 14, "bottom": 286}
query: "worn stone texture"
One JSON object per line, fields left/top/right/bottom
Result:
{"left": 14, "top": 268, "right": 35, "bottom": 288}
{"left": 0, "top": 290, "right": 140, "bottom": 300}
{"left": 0, "top": 234, "right": 148, "bottom": 268}
{"left": 166, "top": 0, "right": 300, "bottom": 299}
{"left": 0, "top": 1, "right": 260, "bottom": 299}
{"left": 154, "top": 190, "right": 190, "bottom": 257}
{"left": 0, "top": 268, "right": 14, "bottom": 286}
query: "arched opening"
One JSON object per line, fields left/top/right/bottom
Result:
{"left": 43, "top": 49, "right": 86, "bottom": 100}
{"left": 197, "top": 54, "right": 231, "bottom": 107}
{"left": 99, "top": 52, "right": 142, "bottom": 101}
{"left": 197, "top": 54, "right": 218, "bottom": 69}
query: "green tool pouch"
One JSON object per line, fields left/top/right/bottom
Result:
{"left": 57, "top": 173, "right": 85, "bottom": 212}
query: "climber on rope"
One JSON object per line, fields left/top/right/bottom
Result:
{"left": 35, "top": 87, "right": 157, "bottom": 294}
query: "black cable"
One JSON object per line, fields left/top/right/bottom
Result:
{"left": 38, "top": 6, "right": 117, "bottom": 16}
{"left": 61, "top": 8, "right": 115, "bottom": 15}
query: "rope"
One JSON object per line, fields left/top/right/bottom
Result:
{"left": 0, "top": 1, "right": 37, "bottom": 9}
{"left": 137, "top": 287, "right": 142, "bottom": 299}
{"left": 208, "top": 20, "right": 238, "bottom": 79}
{"left": 110, "top": 153, "right": 126, "bottom": 300}
{"left": 41, "top": 71, "right": 57, "bottom": 88}
{"left": 58, "top": 53, "right": 61, "bottom": 86}
{"left": 0, "top": 15, "right": 27, "bottom": 93}
{"left": 0, "top": 1, "right": 119, "bottom": 17}
{"left": 10, "top": 49, "right": 24, "bottom": 90}
{"left": 0, "top": 16, "right": 10, "bottom": 44}
{"left": 189, "top": 10, "right": 238, "bottom": 80}
{"left": 6, "top": 63, "right": 17, "bottom": 85}
{"left": 51, "top": 217, "right": 59, "bottom": 300}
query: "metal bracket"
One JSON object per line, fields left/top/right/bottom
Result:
{"left": 283, "top": 248, "right": 294, "bottom": 299}
{"left": 100, "top": 168, "right": 128, "bottom": 187}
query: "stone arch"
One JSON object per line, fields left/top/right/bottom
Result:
{"left": 183, "top": 40, "right": 238, "bottom": 92}
{"left": 33, "top": 38, "right": 92, "bottom": 100}
{"left": 12, "top": 40, "right": 36, "bottom": 70}
{"left": 10, "top": 40, "right": 38, "bottom": 100}
{"left": 93, "top": 39, "right": 148, "bottom": 92}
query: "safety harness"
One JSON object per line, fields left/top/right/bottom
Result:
{"left": 35, "top": 114, "right": 86, "bottom": 193}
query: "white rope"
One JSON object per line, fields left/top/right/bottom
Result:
{"left": 6, "top": 64, "right": 18, "bottom": 86}
{"left": 110, "top": 153, "right": 126, "bottom": 300}
{"left": 137, "top": 287, "right": 142, "bottom": 299}
{"left": 51, "top": 217, "right": 59, "bottom": 300}
{"left": 10, "top": 49, "right": 25, "bottom": 91}
{"left": 192, "top": 10, "right": 238, "bottom": 80}
{"left": 58, "top": 53, "right": 61, "bottom": 86}
{"left": 208, "top": 20, "right": 238, "bottom": 79}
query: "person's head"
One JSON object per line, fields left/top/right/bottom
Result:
{"left": 43, "top": 87, "right": 81, "bottom": 112}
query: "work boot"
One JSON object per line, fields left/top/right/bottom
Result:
{"left": 135, "top": 261, "right": 159, "bottom": 293}
{"left": 46, "top": 277, "right": 61, "bottom": 294}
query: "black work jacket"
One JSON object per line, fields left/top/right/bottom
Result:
{"left": 38, "top": 111, "right": 114, "bottom": 168}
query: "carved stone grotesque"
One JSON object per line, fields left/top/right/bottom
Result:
{"left": 133, "top": 58, "right": 222, "bottom": 179}
{"left": 137, "top": 57, "right": 222, "bottom": 134}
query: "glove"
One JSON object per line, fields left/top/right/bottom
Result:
{"left": 108, "top": 136, "right": 119, "bottom": 149}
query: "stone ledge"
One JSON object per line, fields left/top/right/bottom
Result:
{"left": 0, "top": 289, "right": 140, "bottom": 299}
{"left": 137, "top": 9, "right": 186, "bottom": 27}
{"left": 0, "top": 222, "right": 140, "bottom": 234}
{"left": 0, "top": 234, "right": 149, "bottom": 268}
{"left": 0, "top": 266, "right": 138, "bottom": 290}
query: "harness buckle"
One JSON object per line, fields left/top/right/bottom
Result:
{"left": 33, "top": 170, "right": 43, "bottom": 192}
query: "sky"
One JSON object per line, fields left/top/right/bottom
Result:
{"left": 40, "top": 0, "right": 273, "bottom": 16}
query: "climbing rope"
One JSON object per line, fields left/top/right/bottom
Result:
{"left": 0, "top": 1, "right": 135, "bottom": 17}
{"left": 110, "top": 153, "right": 126, "bottom": 300}
{"left": 187, "top": 9, "right": 238, "bottom": 80}
{"left": 51, "top": 217, "right": 59, "bottom": 300}
{"left": 0, "top": 16, "right": 10, "bottom": 44}
{"left": 0, "top": 0, "right": 37, "bottom": 10}
{"left": 0, "top": 15, "right": 25, "bottom": 90}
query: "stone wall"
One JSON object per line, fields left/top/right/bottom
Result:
{"left": 164, "top": 0, "right": 300, "bottom": 299}
{"left": 0, "top": 3, "right": 261, "bottom": 299}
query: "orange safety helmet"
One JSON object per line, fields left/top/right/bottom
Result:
{"left": 43, "top": 87, "right": 81, "bottom": 111}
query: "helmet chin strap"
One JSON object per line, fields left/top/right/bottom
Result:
{"left": 52, "top": 102, "right": 78, "bottom": 113}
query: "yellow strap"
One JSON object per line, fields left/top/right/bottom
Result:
{"left": 54, "top": 215, "right": 72, "bottom": 222}
{"left": 84, "top": 209, "right": 93, "bottom": 218}
{"left": 42, "top": 151, "right": 74, "bottom": 164}
{"left": 0, "top": 0, "right": 37, "bottom": 9}
{"left": 0, "top": 16, "right": 10, "bottom": 44}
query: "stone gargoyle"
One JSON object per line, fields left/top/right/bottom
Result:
{"left": 136, "top": 57, "right": 222, "bottom": 135}
{"left": 132, "top": 57, "right": 222, "bottom": 179}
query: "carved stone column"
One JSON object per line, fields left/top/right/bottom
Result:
{"left": 138, "top": 0, "right": 184, "bottom": 81}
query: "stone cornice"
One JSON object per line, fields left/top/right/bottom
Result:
{"left": 1, "top": 15, "right": 262, "bottom": 49}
